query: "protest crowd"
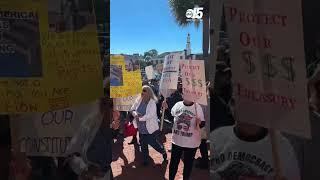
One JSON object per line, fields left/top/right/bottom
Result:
{"left": 1, "top": 1, "right": 320, "bottom": 180}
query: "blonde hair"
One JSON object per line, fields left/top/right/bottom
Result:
{"left": 141, "top": 85, "right": 158, "bottom": 103}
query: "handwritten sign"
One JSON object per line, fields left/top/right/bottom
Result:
{"left": 10, "top": 101, "right": 98, "bottom": 157}
{"left": 113, "top": 95, "right": 139, "bottom": 111}
{"left": 159, "top": 53, "right": 180, "bottom": 98}
{"left": 225, "top": 0, "right": 310, "bottom": 138}
{"left": 180, "top": 60, "right": 207, "bottom": 105}
{"left": 110, "top": 55, "right": 142, "bottom": 98}
{"left": 145, "top": 65, "right": 154, "bottom": 80}
{"left": 0, "top": 1, "right": 103, "bottom": 113}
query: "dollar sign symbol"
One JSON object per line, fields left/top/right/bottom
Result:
{"left": 263, "top": 53, "right": 277, "bottom": 79}
{"left": 281, "top": 57, "right": 295, "bottom": 82}
{"left": 242, "top": 51, "right": 255, "bottom": 74}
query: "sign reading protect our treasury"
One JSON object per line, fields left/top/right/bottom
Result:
{"left": 225, "top": 0, "right": 310, "bottom": 138}
{"left": 10, "top": 101, "right": 98, "bottom": 157}
{"left": 110, "top": 55, "right": 142, "bottom": 98}
{"left": 180, "top": 60, "right": 207, "bottom": 105}
{"left": 0, "top": 0, "right": 103, "bottom": 113}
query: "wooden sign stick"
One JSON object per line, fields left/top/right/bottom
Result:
{"left": 270, "top": 128, "right": 283, "bottom": 180}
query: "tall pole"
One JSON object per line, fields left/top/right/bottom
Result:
{"left": 202, "top": 1, "right": 210, "bottom": 133}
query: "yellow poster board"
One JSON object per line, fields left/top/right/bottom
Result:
{"left": 110, "top": 55, "right": 142, "bottom": 98}
{"left": 0, "top": 0, "right": 103, "bottom": 113}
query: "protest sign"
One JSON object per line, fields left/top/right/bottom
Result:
{"left": 159, "top": 53, "right": 180, "bottom": 98}
{"left": 180, "top": 60, "right": 207, "bottom": 105}
{"left": 10, "top": 101, "right": 98, "bottom": 157}
{"left": 145, "top": 65, "right": 154, "bottom": 80}
{"left": 110, "top": 55, "right": 142, "bottom": 98}
{"left": 156, "top": 63, "right": 163, "bottom": 74}
{"left": 113, "top": 95, "right": 139, "bottom": 111}
{"left": 0, "top": 0, "right": 103, "bottom": 113}
{"left": 225, "top": 0, "right": 310, "bottom": 138}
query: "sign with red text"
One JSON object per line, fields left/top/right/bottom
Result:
{"left": 180, "top": 60, "right": 207, "bottom": 105}
{"left": 10, "top": 101, "right": 98, "bottom": 157}
{"left": 225, "top": 0, "right": 310, "bottom": 138}
{"left": 159, "top": 53, "right": 180, "bottom": 98}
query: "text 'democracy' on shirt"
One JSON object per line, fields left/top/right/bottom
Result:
{"left": 210, "top": 126, "right": 300, "bottom": 180}
{"left": 171, "top": 101, "right": 205, "bottom": 148}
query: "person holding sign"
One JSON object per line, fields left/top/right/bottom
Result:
{"left": 162, "top": 98, "right": 205, "bottom": 180}
{"left": 130, "top": 86, "right": 167, "bottom": 166}
{"left": 63, "top": 97, "right": 113, "bottom": 180}
{"left": 210, "top": 122, "right": 300, "bottom": 180}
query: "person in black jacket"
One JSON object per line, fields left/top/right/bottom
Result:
{"left": 210, "top": 62, "right": 234, "bottom": 132}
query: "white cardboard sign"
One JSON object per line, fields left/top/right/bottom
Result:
{"left": 225, "top": 0, "right": 310, "bottom": 138}
{"left": 10, "top": 102, "right": 99, "bottom": 156}
{"left": 145, "top": 65, "right": 154, "bottom": 80}
{"left": 180, "top": 60, "right": 207, "bottom": 105}
{"left": 159, "top": 53, "right": 180, "bottom": 98}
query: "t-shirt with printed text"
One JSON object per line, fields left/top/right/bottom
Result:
{"left": 210, "top": 126, "right": 300, "bottom": 180}
{"left": 171, "top": 101, "right": 205, "bottom": 148}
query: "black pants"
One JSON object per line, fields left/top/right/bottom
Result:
{"left": 199, "top": 139, "right": 208, "bottom": 163}
{"left": 169, "top": 144, "right": 197, "bottom": 180}
{"left": 140, "top": 133, "right": 166, "bottom": 163}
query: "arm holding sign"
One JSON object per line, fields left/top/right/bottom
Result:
{"left": 130, "top": 97, "right": 141, "bottom": 118}
{"left": 195, "top": 103, "right": 205, "bottom": 129}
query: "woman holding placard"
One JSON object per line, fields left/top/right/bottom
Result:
{"left": 130, "top": 85, "right": 167, "bottom": 166}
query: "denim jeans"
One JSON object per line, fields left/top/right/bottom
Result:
{"left": 139, "top": 133, "right": 165, "bottom": 163}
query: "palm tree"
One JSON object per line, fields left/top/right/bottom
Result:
{"left": 168, "top": 0, "right": 212, "bottom": 80}
{"left": 168, "top": 0, "right": 206, "bottom": 27}
{"left": 143, "top": 49, "right": 158, "bottom": 62}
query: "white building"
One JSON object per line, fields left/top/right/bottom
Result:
{"left": 150, "top": 33, "right": 203, "bottom": 72}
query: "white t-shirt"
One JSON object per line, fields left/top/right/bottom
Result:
{"left": 171, "top": 101, "right": 205, "bottom": 148}
{"left": 210, "top": 126, "right": 300, "bottom": 180}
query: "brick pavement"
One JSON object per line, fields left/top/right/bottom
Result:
{"left": 111, "top": 133, "right": 209, "bottom": 180}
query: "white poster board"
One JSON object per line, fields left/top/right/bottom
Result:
{"left": 180, "top": 60, "right": 207, "bottom": 105}
{"left": 10, "top": 101, "right": 99, "bottom": 156}
{"left": 145, "top": 65, "right": 154, "bottom": 80}
{"left": 113, "top": 95, "right": 140, "bottom": 111}
{"left": 159, "top": 53, "right": 180, "bottom": 98}
{"left": 225, "top": 0, "right": 310, "bottom": 138}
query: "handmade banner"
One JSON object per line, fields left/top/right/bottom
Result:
{"left": 145, "top": 65, "right": 154, "bottom": 80}
{"left": 159, "top": 53, "right": 180, "bottom": 98}
{"left": 113, "top": 95, "right": 139, "bottom": 111}
{"left": 225, "top": 0, "right": 310, "bottom": 138}
{"left": 110, "top": 55, "right": 142, "bottom": 98}
{"left": 10, "top": 101, "right": 99, "bottom": 157}
{"left": 180, "top": 60, "right": 207, "bottom": 105}
{"left": 0, "top": 0, "right": 103, "bottom": 113}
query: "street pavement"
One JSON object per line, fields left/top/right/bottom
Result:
{"left": 111, "top": 132, "right": 209, "bottom": 180}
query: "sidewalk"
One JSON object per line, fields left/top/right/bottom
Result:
{"left": 111, "top": 133, "right": 209, "bottom": 180}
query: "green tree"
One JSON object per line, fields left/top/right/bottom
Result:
{"left": 168, "top": 0, "right": 205, "bottom": 27}
{"left": 143, "top": 49, "right": 158, "bottom": 62}
{"left": 168, "top": 0, "right": 212, "bottom": 81}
